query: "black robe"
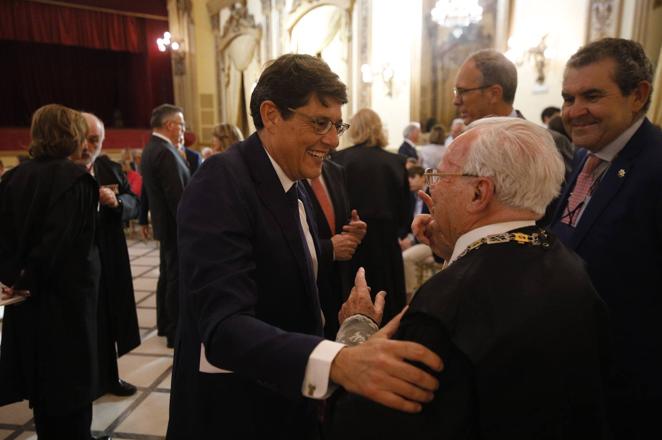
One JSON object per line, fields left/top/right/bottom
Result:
{"left": 93, "top": 155, "right": 141, "bottom": 394}
{"left": 333, "top": 144, "right": 410, "bottom": 323}
{"left": 0, "top": 158, "right": 100, "bottom": 414}
{"left": 326, "top": 228, "right": 610, "bottom": 439}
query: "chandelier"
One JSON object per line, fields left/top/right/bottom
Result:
{"left": 431, "top": 0, "right": 483, "bottom": 30}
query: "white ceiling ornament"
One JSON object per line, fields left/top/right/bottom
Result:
{"left": 431, "top": 0, "right": 484, "bottom": 37}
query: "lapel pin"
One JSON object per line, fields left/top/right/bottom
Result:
{"left": 618, "top": 169, "right": 626, "bottom": 178}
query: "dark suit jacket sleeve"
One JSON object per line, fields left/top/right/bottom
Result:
{"left": 138, "top": 186, "right": 149, "bottom": 225}
{"left": 154, "top": 147, "right": 186, "bottom": 220}
{"left": 177, "top": 157, "right": 323, "bottom": 399}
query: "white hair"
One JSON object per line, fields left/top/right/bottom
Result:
{"left": 402, "top": 122, "right": 421, "bottom": 138}
{"left": 451, "top": 118, "right": 465, "bottom": 128}
{"left": 81, "top": 112, "right": 105, "bottom": 142}
{"left": 462, "top": 117, "right": 564, "bottom": 216}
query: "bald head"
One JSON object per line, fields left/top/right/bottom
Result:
{"left": 79, "top": 112, "right": 105, "bottom": 167}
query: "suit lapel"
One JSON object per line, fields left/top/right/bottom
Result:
{"left": 240, "top": 135, "right": 321, "bottom": 321}
{"left": 568, "top": 120, "right": 650, "bottom": 248}
{"left": 154, "top": 136, "right": 191, "bottom": 180}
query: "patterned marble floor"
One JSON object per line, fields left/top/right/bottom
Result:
{"left": 0, "top": 239, "right": 171, "bottom": 439}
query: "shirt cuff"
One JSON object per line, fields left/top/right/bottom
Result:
{"left": 301, "top": 340, "right": 345, "bottom": 399}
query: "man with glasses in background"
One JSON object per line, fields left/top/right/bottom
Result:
{"left": 141, "top": 104, "right": 191, "bottom": 348}
{"left": 453, "top": 50, "right": 575, "bottom": 214}
{"left": 167, "top": 54, "right": 443, "bottom": 439}
{"left": 325, "top": 117, "right": 609, "bottom": 439}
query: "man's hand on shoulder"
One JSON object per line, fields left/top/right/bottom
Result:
{"left": 331, "top": 300, "right": 443, "bottom": 413}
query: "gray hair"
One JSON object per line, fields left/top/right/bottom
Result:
{"left": 468, "top": 49, "right": 518, "bottom": 105}
{"left": 150, "top": 104, "right": 184, "bottom": 129}
{"left": 81, "top": 112, "right": 105, "bottom": 141}
{"left": 462, "top": 117, "right": 564, "bottom": 216}
{"left": 402, "top": 122, "right": 421, "bottom": 139}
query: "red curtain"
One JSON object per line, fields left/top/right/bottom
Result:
{"left": 0, "top": 0, "right": 145, "bottom": 53}
{"left": 0, "top": 0, "right": 173, "bottom": 128}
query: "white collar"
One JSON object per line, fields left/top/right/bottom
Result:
{"left": 263, "top": 146, "right": 295, "bottom": 194}
{"left": 152, "top": 132, "right": 174, "bottom": 146}
{"left": 593, "top": 116, "right": 645, "bottom": 163}
{"left": 449, "top": 220, "right": 536, "bottom": 266}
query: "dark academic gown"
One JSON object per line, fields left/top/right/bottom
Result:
{"left": 93, "top": 155, "right": 141, "bottom": 393}
{"left": 334, "top": 144, "right": 410, "bottom": 322}
{"left": 326, "top": 228, "right": 610, "bottom": 440}
{"left": 0, "top": 158, "right": 101, "bottom": 414}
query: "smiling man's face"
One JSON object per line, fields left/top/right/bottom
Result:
{"left": 267, "top": 94, "right": 343, "bottom": 180}
{"left": 561, "top": 58, "right": 643, "bottom": 152}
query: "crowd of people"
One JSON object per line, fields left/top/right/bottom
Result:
{"left": 0, "top": 36, "right": 660, "bottom": 440}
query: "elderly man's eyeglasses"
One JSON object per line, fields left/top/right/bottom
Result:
{"left": 453, "top": 85, "right": 493, "bottom": 98}
{"left": 424, "top": 168, "right": 477, "bottom": 186}
{"left": 287, "top": 108, "right": 350, "bottom": 137}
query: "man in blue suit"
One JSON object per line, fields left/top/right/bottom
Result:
{"left": 550, "top": 38, "right": 662, "bottom": 439}
{"left": 167, "top": 54, "right": 442, "bottom": 439}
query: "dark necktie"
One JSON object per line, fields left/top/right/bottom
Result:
{"left": 288, "top": 183, "right": 323, "bottom": 335}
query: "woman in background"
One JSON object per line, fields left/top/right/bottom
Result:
{"left": 334, "top": 108, "right": 410, "bottom": 323}
{"left": 0, "top": 104, "right": 105, "bottom": 439}
{"left": 210, "top": 123, "right": 244, "bottom": 154}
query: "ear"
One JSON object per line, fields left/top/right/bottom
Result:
{"left": 630, "top": 80, "right": 651, "bottom": 114}
{"left": 488, "top": 84, "right": 503, "bottom": 104}
{"left": 260, "top": 100, "right": 281, "bottom": 133}
{"left": 467, "top": 177, "right": 493, "bottom": 214}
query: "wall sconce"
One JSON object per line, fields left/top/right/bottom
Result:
{"left": 157, "top": 31, "right": 183, "bottom": 52}
{"left": 506, "top": 34, "right": 550, "bottom": 86}
{"left": 157, "top": 31, "right": 186, "bottom": 76}
{"left": 361, "top": 63, "right": 395, "bottom": 97}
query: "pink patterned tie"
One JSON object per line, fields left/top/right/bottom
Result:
{"left": 310, "top": 177, "right": 336, "bottom": 233}
{"left": 562, "top": 154, "right": 603, "bottom": 226}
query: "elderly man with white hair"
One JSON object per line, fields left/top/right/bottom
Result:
{"left": 326, "top": 117, "right": 610, "bottom": 439}
{"left": 76, "top": 112, "right": 141, "bottom": 398}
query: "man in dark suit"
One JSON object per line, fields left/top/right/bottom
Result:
{"left": 550, "top": 38, "right": 662, "bottom": 439}
{"left": 140, "top": 104, "right": 191, "bottom": 348}
{"left": 327, "top": 117, "right": 609, "bottom": 439}
{"left": 167, "top": 54, "right": 443, "bottom": 439}
{"left": 78, "top": 112, "right": 141, "bottom": 397}
{"left": 398, "top": 122, "right": 421, "bottom": 161}
{"left": 301, "top": 159, "right": 366, "bottom": 339}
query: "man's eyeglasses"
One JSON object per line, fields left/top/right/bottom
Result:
{"left": 453, "top": 85, "right": 493, "bottom": 98}
{"left": 287, "top": 108, "right": 350, "bottom": 137}
{"left": 424, "top": 168, "right": 477, "bottom": 186}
